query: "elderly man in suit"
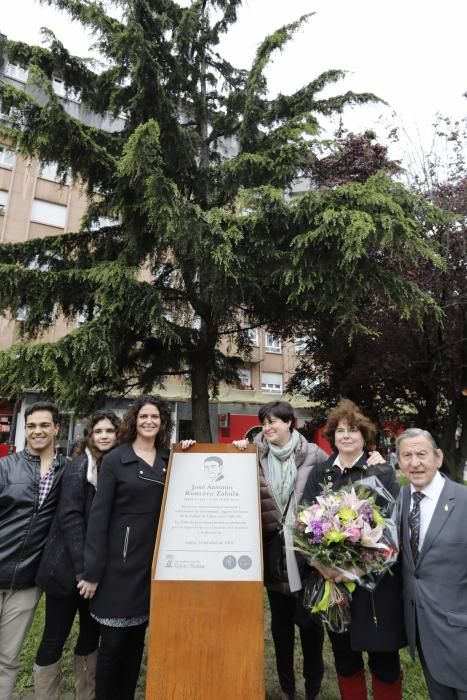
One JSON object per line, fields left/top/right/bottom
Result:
{"left": 398, "top": 427, "right": 467, "bottom": 700}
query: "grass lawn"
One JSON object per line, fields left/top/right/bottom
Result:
{"left": 14, "top": 594, "right": 427, "bottom": 699}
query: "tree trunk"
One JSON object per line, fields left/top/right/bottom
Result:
{"left": 438, "top": 404, "right": 459, "bottom": 481}
{"left": 191, "top": 356, "right": 213, "bottom": 442}
{"left": 455, "top": 395, "right": 467, "bottom": 483}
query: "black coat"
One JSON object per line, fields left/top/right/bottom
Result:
{"left": 84, "top": 443, "right": 168, "bottom": 618}
{"left": 302, "top": 452, "right": 406, "bottom": 652}
{"left": 36, "top": 453, "right": 96, "bottom": 597}
{"left": 0, "top": 450, "right": 65, "bottom": 589}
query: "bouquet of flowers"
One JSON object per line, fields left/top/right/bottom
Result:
{"left": 292, "top": 476, "right": 399, "bottom": 632}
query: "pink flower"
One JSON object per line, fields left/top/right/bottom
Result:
{"left": 344, "top": 526, "right": 361, "bottom": 543}
{"left": 360, "top": 521, "right": 386, "bottom": 548}
{"left": 340, "top": 488, "right": 367, "bottom": 513}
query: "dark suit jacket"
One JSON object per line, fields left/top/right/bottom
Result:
{"left": 401, "top": 476, "right": 467, "bottom": 691}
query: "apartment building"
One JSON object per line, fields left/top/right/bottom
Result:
{"left": 0, "top": 57, "right": 316, "bottom": 452}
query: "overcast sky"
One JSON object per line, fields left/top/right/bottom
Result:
{"left": 2, "top": 0, "right": 467, "bottom": 164}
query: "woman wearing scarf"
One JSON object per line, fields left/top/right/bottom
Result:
{"left": 234, "top": 400, "right": 327, "bottom": 700}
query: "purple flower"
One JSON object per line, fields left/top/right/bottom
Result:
{"left": 361, "top": 505, "right": 373, "bottom": 522}
{"left": 306, "top": 520, "right": 326, "bottom": 543}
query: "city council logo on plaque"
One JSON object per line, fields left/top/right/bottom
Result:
{"left": 238, "top": 555, "right": 252, "bottom": 570}
{"left": 223, "top": 555, "right": 237, "bottom": 570}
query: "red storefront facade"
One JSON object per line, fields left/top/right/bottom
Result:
{"left": 0, "top": 400, "right": 14, "bottom": 457}
{"left": 216, "top": 412, "right": 333, "bottom": 454}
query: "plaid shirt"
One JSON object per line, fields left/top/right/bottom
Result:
{"left": 38, "top": 458, "right": 59, "bottom": 508}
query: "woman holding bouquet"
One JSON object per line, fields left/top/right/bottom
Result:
{"left": 301, "top": 400, "right": 406, "bottom": 700}
{"left": 234, "top": 400, "right": 328, "bottom": 700}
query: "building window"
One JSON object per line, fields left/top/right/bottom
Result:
{"left": 51, "top": 76, "right": 80, "bottom": 102}
{"left": 15, "top": 307, "right": 28, "bottom": 322}
{"left": 76, "top": 304, "right": 99, "bottom": 327}
{"left": 4, "top": 63, "right": 29, "bottom": 83}
{"left": 261, "top": 372, "right": 283, "bottom": 394}
{"left": 0, "top": 101, "right": 11, "bottom": 120}
{"left": 16, "top": 305, "right": 54, "bottom": 324}
{"left": 294, "top": 335, "right": 310, "bottom": 355}
{"left": 52, "top": 76, "right": 66, "bottom": 97}
{"left": 89, "top": 216, "right": 119, "bottom": 231}
{"left": 26, "top": 258, "right": 49, "bottom": 272}
{"left": 30, "top": 199, "right": 67, "bottom": 228}
{"left": 265, "top": 333, "right": 282, "bottom": 353}
{"left": 245, "top": 328, "right": 259, "bottom": 346}
{"left": 76, "top": 311, "right": 87, "bottom": 327}
{"left": 0, "top": 190, "right": 8, "bottom": 214}
{"left": 238, "top": 368, "right": 252, "bottom": 389}
{"left": 39, "top": 162, "right": 71, "bottom": 184}
{"left": 0, "top": 103, "right": 20, "bottom": 123}
{"left": 0, "top": 147, "right": 15, "bottom": 168}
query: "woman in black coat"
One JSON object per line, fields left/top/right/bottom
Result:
{"left": 78, "top": 396, "right": 173, "bottom": 700}
{"left": 301, "top": 400, "right": 406, "bottom": 700}
{"left": 34, "top": 410, "right": 121, "bottom": 700}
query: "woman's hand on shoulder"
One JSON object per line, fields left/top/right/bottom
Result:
{"left": 77, "top": 579, "right": 98, "bottom": 599}
{"left": 232, "top": 439, "right": 249, "bottom": 451}
{"left": 180, "top": 439, "right": 196, "bottom": 450}
{"left": 367, "top": 450, "right": 386, "bottom": 466}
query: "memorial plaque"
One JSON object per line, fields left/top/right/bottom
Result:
{"left": 155, "top": 450, "right": 261, "bottom": 581}
{"left": 146, "top": 444, "right": 264, "bottom": 700}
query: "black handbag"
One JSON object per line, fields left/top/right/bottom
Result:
{"left": 263, "top": 527, "right": 285, "bottom": 584}
{"left": 262, "top": 493, "right": 295, "bottom": 584}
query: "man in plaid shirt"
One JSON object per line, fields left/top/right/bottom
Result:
{"left": 0, "top": 401, "right": 65, "bottom": 698}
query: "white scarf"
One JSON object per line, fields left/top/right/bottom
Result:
{"left": 85, "top": 447, "right": 98, "bottom": 489}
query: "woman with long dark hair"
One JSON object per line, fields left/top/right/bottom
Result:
{"left": 302, "top": 400, "right": 406, "bottom": 700}
{"left": 78, "top": 396, "right": 174, "bottom": 700}
{"left": 34, "top": 410, "right": 121, "bottom": 699}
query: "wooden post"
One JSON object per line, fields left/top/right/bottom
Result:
{"left": 146, "top": 444, "right": 264, "bottom": 699}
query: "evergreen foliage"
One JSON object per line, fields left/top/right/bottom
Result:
{"left": 0, "top": 1, "right": 443, "bottom": 439}
{"left": 288, "top": 124, "right": 466, "bottom": 480}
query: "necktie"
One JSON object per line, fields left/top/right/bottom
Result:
{"left": 409, "top": 491, "right": 425, "bottom": 563}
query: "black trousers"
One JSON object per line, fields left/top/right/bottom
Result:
{"left": 327, "top": 629, "right": 400, "bottom": 683}
{"left": 95, "top": 622, "right": 147, "bottom": 700}
{"left": 35, "top": 592, "right": 100, "bottom": 666}
{"left": 267, "top": 588, "right": 324, "bottom": 698}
